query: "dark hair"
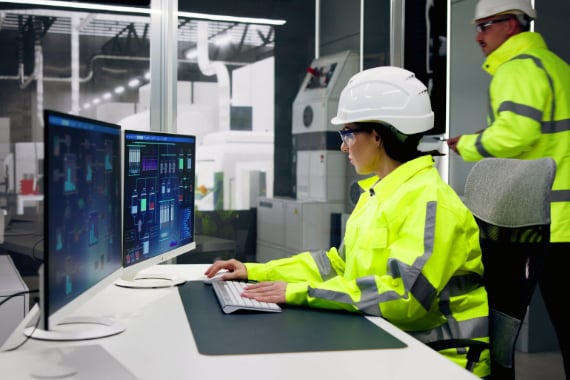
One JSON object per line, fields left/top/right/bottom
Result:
{"left": 355, "top": 121, "right": 443, "bottom": 163}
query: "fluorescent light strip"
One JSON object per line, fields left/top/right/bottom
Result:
{"left": 178, "top": 11, "right": 286, "bottom": 26}
{"left": 0, "top": 0, "right": 152, "bottom": 14}
{"left": 0, "top": 1, "right": 287, "bottom": 25}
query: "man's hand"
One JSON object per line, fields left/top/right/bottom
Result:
{"left": 447, "top": 135, "right": 461, "bottom": 155}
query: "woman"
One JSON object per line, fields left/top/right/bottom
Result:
{"left": 205, "top": 66, "right": 490, "bottom": 377}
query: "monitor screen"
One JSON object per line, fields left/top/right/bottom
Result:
{"left": 24, "top": 110, "right": 125, "bottom": 341}
{"left": 116, "top": 129, "right": 196, "bottom": 288}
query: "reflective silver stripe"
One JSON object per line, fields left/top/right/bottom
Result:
{"left": 308, "top": 276, "right": 399, "bottom": 317}
{"left": 310, "top": 202, "right": 440, "bottom": 315}
{"left": 438, "top": 287, "right": 462, "bottom": 339}
{"left": 309, "top": 202, "right": 483, "bottom": 324}
{"left": 410, "top": 316, "right": 489, "bottom": 344}
{"left": 506, "top": 54, "right": 570, "bottom": 134}
{"left": 475, "top": 133, "right": 493, "bottom": 157}
{"left": 483, "top": 52, "right": 570, "bottom": 162}
{"left": 543, "top": 119, "right": 570, "bottom": 134}
{"left": 498, "top": 101, "right": 542, "bottom": 122}
{"left": 338, "top": 240, "right": 346, "bottom": 260}
{"left": 498, "top": 101, "right": 570, "bottom": 134}
{"left": 310, "top": 249, "right": 336, "bottom": 281}
{"left": 512, "top": 54, "right": 556, "bottom": 124}
{"left": 487, "top": 90, "right": 495, "bottom": 124}
{"left": 407, "top": 267, "right": 437, "bottom": 312}
{"left": 551, "top": 189, "right": 570, "bottom": 202}
{"left": 308, "top": 286, "right": 354, "bottom": 305}
{"left": 384, "top": 201, "right": 438, "bottom": 312}
{"left": 355, "top": 276, "right": 386, "bottom": 316}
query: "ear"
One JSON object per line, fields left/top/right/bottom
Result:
{"left": 375, "top": 135, "right": 383, "bottom": 147}
{"left": 506, "top": 17, "right": 520, "bottom": 36}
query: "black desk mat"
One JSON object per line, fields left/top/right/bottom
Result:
{"left": 178, "top": 281, "right": 407, "bottom": 355}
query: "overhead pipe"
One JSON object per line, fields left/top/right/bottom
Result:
{"left": 71, "top": 13, "right": 80, "bottom": 114}
{"left": 197, "top": 21, "right": 230, "bottom": 131}
{"left": 35, "top": 41, "right": 43, "bottom": 128}
{"left": 0, "top": 54, "right": 245, "bottom": 83}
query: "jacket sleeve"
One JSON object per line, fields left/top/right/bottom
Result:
{"left": 245, "top": 247, "right": 347, "bottom": 305}
{"left": 457, "top": 60, "right": 544, "bottom": 161}
{"left": 248, "top": 199, "right": 483, "bottom": 330}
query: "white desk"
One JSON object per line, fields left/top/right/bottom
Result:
{"left": 0, "top": 264, "right": 479, "bottom": 380}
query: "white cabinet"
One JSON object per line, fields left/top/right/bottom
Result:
{"left": 296, "top": 150, "right": 346, "bottom": 202}
{"left": 256, "top": 197, "right": 343, "bottom": 262}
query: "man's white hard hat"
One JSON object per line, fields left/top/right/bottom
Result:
{"left": 473, "top": 0, "right": 536, "bottom": 22}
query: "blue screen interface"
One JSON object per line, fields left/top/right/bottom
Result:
{"left": 44, "top": 111, "right": 122, "bottom": 316}
{"left": 122, "top": 131, "right": 195, "bottom": 267}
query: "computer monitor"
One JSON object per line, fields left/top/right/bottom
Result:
{"left": 24, "top": 110, "right": 125, "bottom": 341}
{"left": 115, "top": 130, "right": 196, "bottom": 288}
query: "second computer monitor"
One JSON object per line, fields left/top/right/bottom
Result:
{"left": 116, "top": 130, "right": 196, "bottom": 288}
{"left": 24, "top": 110, "right": 125, "bottom": 342}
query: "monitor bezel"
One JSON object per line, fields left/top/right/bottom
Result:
{"left": 117, "top": 129, "right": 196, "bottom": 288}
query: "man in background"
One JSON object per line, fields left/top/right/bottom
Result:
{"left": 447, "top": 0, "right": 570, "bottom": 377}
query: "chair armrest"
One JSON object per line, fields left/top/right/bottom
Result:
{"left": 427, "top": 339, "right": 489, "bottom": 372}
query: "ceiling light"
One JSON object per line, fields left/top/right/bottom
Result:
{"left": 0, "top": 1, "right": 287, "bottom": 26}
{"left": 178, "top": 11, "right": 286, "bottom": 26}
{"left": 0, "top": 0, "right": 152, "bottom": 14}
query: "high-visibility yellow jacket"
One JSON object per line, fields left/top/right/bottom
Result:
{"left": 457, "top": 32, "right": 570, "bottom": 243}
{"left": 246, "top": 155, "right": 490, "bottom": 377}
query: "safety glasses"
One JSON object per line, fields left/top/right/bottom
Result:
{"left": 338, "top": 126, "right": 372, "bottom": 145}
{"left": 475, "top": 17, "right": 512, "bottom": 33}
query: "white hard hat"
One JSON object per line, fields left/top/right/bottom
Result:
{"left": 330, "top": 66, "right": 434, "bottom": 135}
{"left": 473, "top": 0, "right": 535, "bottom": 22}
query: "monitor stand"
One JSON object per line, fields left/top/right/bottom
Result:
{"left": 114, "top": 273, "right": 186, "bottom": 289}
{"left": 23, "top": 316, "right": 125, "bottom": 341}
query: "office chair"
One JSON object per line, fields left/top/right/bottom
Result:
{"left": 428, "top": 157, "right": 556, "bottom": 379}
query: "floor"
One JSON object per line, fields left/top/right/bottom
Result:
{"left": 516, "top": 350, "right": 565, "bottom": 380}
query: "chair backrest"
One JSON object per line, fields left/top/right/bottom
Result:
{"left": 463, "top": 157, "right": 556, "bottom": 380}
{"left": 464, "top": 157, "right": 555, "bottom": 228}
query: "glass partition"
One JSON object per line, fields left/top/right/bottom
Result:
{"left": 176, "top": 17, "right": 275, "bottom": 212}
{"left": 0, "top": 4, "right": 152, "bottom": 221}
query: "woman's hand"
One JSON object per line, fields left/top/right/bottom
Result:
{"left": 204, "top": 259, "right": 248, "bottom": 281}
{"left": 241, "top": 281, "right": 287, "bottom": 304}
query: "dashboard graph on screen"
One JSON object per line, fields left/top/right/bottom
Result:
{"left": 116, "top": 130, "right": 196, "bottom": 288}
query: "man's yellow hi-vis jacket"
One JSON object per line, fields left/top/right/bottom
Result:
{"left": 246, "top": 155, "right": 490, "bottom": 377}
{"left": 457, "top": 31, "right": 570, "bottom": 243}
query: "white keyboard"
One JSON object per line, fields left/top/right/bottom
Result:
{"left": 211, "top": 281, "right": 282, "bottom": 314}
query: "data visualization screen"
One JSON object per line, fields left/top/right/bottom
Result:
{"left": 122, "top": 131, "right": 196, "bottom": 269}
{"left": 43, "top": 110, "right": 122, "bottom": 325}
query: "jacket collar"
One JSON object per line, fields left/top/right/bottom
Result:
{"left": 358, "top": 155, "right": 435, "bottom": 198}
{"left": 482, "top": 32, "right": 547, "bottom": 76}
